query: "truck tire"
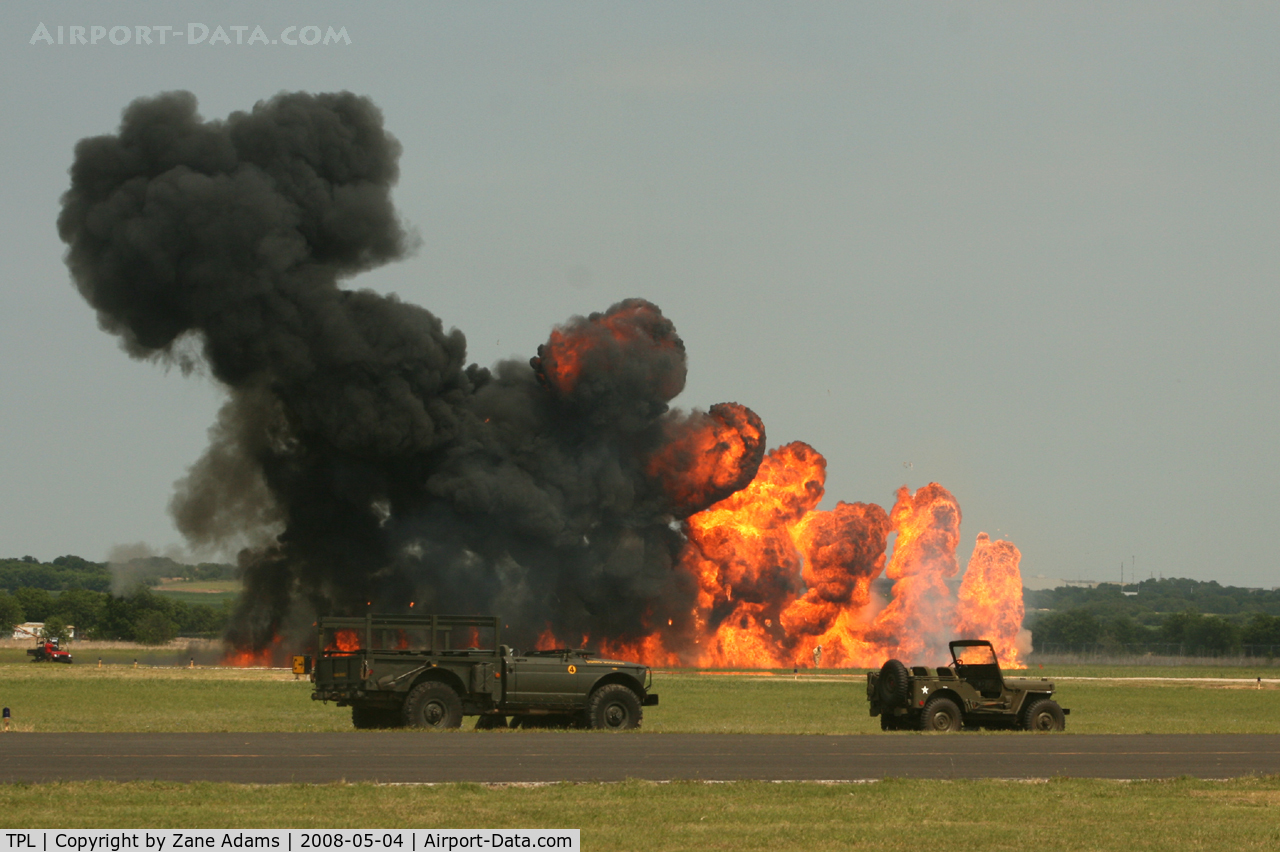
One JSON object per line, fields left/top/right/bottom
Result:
{"left": 919, "top": 696, "right": 962, "bottom": 732}
{"left": 1022, "top": 698, "right": 1066, "bottom": 732}
{"left": 403, "top": 681, "right": 463, "bottom": 729}
{"left": 587, "top": 684, "right": 642, "bottom": 730}
{"left": 876, "top": 659, "right": 911, "bottom": 707}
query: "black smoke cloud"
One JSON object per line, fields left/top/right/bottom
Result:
{"left": 59, "top": 91, "right": 763, "bottom": 652}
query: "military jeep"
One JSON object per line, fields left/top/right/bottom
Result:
{"left": 867, "top": 639, "right": 1068, "bottom": 732}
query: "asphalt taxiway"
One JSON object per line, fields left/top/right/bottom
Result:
{"left": 3, "top": 733, "right": 1278, "bottom": 783}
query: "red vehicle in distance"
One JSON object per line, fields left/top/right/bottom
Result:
{"left": 27, "top": 637, "right": 73, "bottom": 664}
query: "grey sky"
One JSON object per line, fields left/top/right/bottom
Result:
{"left": 2, "top": 1, "right": 1276, "bottom": 588}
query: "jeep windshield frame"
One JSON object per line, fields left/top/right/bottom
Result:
{"left": 949, "top": 640, "right": 999, "bottom": 667}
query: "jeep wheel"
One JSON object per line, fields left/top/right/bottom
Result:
{"left": 1022, "top": 698, "right": 1066, "bottom": 732}
{"left": 876, "top": 659, "right": 911, "bottom": 707}
{"left": 588, "top": 684, "right": 642, "bottom": 730}
{"left": 403, "top": 681, "right": 463, "bottom": 729}
{"left": 919, "top": 696, "right": 962, "bottom": 732}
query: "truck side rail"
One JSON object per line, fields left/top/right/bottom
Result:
{"left": 317, "top": 614, "right": 501, "bottom": 657}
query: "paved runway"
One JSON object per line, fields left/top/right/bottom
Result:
{"left": 3, "top": 733, "right": 1278, "bottom": 783}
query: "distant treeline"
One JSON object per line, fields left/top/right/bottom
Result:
{"left": 0, "top": 555, "right": 236, "bottom": 645}
{"left": 0, "top": 586, "right": 229, "bottom": 644}
{"left": 0, "top": 555, "right": 236, "bottom": 592}
{"left": 1026, "top": 577, "right": 1280, "bottom": 616}
{"left": 1026, "top": 578, "right": 1280, "bottom": 655}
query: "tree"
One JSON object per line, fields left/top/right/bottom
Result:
{"left": 0, "top": 592, "right": 23, "bottom": 635}
{"left": 13, "top": 587, "right": 53, "bottom": 622}
{"left": 1104, "top": 614, "right": 1149, "bottom": 645}
{"left": 41, "top": 614, "right": 71, "bottom": 644}
{"left": 1160, "top": 609, "right": 1201, "bottom": 644}
{"left": 1185, "top": 615, "right": 1240, "bottom": 654}
{"left": 1032, "top": 609, "right": 1101, "bottom": 650}
{"left": 133, "top": 610, "right": 178, "bottom": 645}
{"left": 49, "top": 588, "right": 107, "bottom": 639}
{"left": 1242, "top": 613, "right": 1280, "bottom": 647}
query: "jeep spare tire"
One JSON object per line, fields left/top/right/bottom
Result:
{"left": 876, "top": 659, "right": 911, "bottom": 707}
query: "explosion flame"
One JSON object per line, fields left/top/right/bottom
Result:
{"left": 60, "top": 91, "right": 1024, "bottom": 670}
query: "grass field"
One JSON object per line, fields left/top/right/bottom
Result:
{"left": 3, "top": 661, "right": 1278, "bottom": 844}
{"left": 1, "top": 661, "right": 1277, "bottom": 734}
{"left": 1, "top": 777, "right": 1278, "bottom": 850}
{"left": 150, "top": 581, "right": 240, "bottom": 607}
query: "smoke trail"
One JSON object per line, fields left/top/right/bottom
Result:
{"left": 59, "top": 91, "right": 763, "bottom": 652}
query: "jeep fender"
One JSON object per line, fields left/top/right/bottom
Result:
{"left": 920, "top": 687, "right": 966, "bottom": 713}
{"left": 1013, "top": 691, "right": 1052, "bottom": 716}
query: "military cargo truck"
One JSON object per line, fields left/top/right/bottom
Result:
{"left": 306, "top": 614, "right": 658, "bottom": 730}
{"left": 867, "top": 639, "right": 1068, "bottom": 732}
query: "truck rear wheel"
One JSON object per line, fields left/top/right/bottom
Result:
{"left": 403, "top": 681, "right": 463, "bottom": 729}
{"left": 1022, "top": 698, "right": 1066, "bottom": 732}
{"left": 919, "top": 696, "right": 962, "bottom": 732}
{"left": 588, "top": 684, "right": 642, "bottom": 730}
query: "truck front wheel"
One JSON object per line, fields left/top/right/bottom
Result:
{"left": 588, "top": 684, "right": 642, "bottom": 730}
{"left": 403, "top": 682, "right": 463, "bottom": 729}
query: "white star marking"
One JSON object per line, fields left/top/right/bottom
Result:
{"left": 921, "top": 686, "right": 929, "bottom": 695}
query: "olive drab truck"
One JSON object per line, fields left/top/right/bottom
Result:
{"left": 304, "top": 614, "right": 658, "bottom": 730}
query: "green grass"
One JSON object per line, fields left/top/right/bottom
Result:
{"left": 3, "top": 664, "right": 1279, "bottom": 843}
{"left": 152, "top": 580, "right": 242, "bottom": 592}
{"left": 150, "top": 589, "right": 239, "bottom": 606}
{"left": 1013, "top": 664, "right": 1280, "bottom": 678}
{"left": 0, "top": 665, "right": 341, "bottom": 732}
{"left": 1, "top": 778, "right": 1279, "bottom": 850}
{"left": 1, "top": 663, "right": 1277, "bottom": 734}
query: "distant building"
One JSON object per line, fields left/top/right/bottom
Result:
{"left": 11, "top": 622, "right": 75, "bottom": 641}
{"left": 11, "top": 622, "right": 42, "bottom": 641}
{"left": 1022, "top": 575, "right": 1104, "bottom": 591}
